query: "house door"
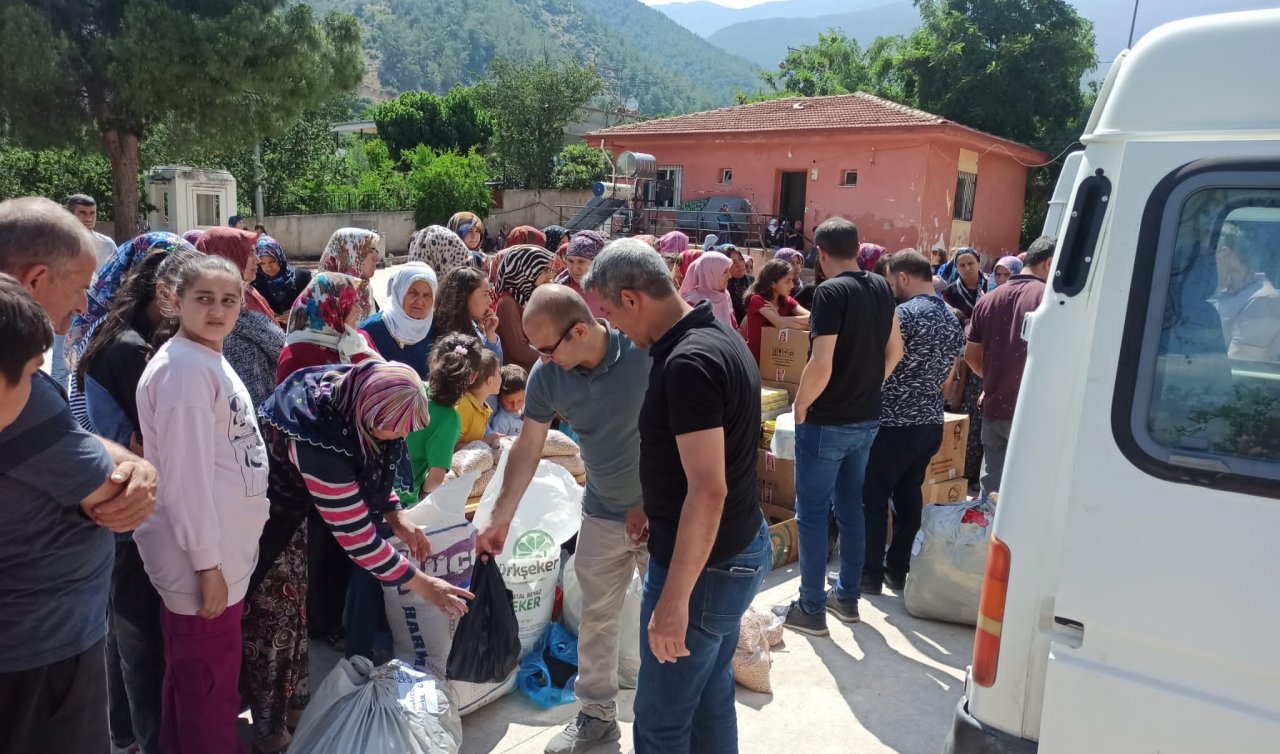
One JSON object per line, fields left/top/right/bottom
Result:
{"left": 779, "top": 171, "right": 807, "bottom": 224}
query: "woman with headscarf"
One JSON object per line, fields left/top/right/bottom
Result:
{"left": 504, "top": 225, "right": 546, "bottom": 250}
{"left": 447, "top": 211, "right": 486, "bottom": 268}
{"left": 940, "top": 246, "right": 990, "bottom": 491}
{"left": 723, "top": 246, "right": 754, "bottom": 325}
{"left": 409, "top": 224, "right": 471, "bottom": 282}
{"left": 774, "top": 247, "right": 806, "bottom": 298}
{"left": 494, "top": 244, "right": 555, "bottom": 373}
{"left": 557, "top": 230, "right": 608, "bottom": 318}
{"left": 252, "top": 235, "right": 312, "bottom": 322}
{"left": 542, "top": 225, "right": 568, "bottom": 254}
{"left": 859, "top": 243, "right": 888, "bottom": 275}
{"left": 680, "top": 251, "right": 737, "bottom": 328}
{"left": 246, "top": 360, "right": 472, "bottom": 753}
{"left": 195, "top": 227, "right": 278, "bottom": 321}
{"left": 277, "top": 273, "right": 382, "bottom": 384}
{"left": 360, "top": 262, "right": 438, "bottom": 380}
{"left": 633, "top": 234, "right": 659, "bottom": 251}
{"left": 702, "top": 233, "right": 719, "bottom": 253}
{"left": 659, "top": 230, "right": 689, "bottom": 257}
{"left": 181, "top": 229, "right": 204, "bottom": 246}
{"left": 942, "top": 248, "right": 993, "bottom": 324}
{"left": 319, "top": 227, "right": 382, "bottom": 319}
{"left": 993, "top": 255, "right": 1024, "bottom": 286}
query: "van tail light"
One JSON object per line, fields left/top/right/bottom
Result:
{"left": 973, "top": 535, "right": 1011, "bottom": 687}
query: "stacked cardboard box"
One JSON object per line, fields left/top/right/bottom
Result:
{"left": 921, "top": 413, "right": 971, "bottom": 504}
{"left": 756, "top": 328, "right": 805, "bottom": 568}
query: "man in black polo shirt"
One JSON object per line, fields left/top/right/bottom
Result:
{"left": 584, "top": 238, "right": 770, "bottom": 754}
{"left": 777, "top": 217, "right": 903, "bottom": 636}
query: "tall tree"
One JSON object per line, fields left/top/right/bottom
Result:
{"left": 369, "top": 87, "right": 492, "bottom": 162}
{"left": 0, "top": 1, "right": 363, "bottom": 240}
{"left": 474, "top": 57, "right": 604, "bottom": 190}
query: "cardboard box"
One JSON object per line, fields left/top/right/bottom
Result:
{"left": 759, "top": 327, "right": 807, "bottom": 384}
{"left": 925, "top": 413, "right": 971, "bottom": 483}
{"left": 760, "top": 502, "right": 799, "bottom": 569}
{"left": 757, "top": 449, "right": 795, "bottom": 509}
{"left": 922, "top": 478, "right": 968, "bottom": 505}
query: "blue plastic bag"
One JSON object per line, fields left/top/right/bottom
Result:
{"left": 517, "top": 623, "right": 579, "bottom": 708}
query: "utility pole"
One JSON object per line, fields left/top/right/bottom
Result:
{"left": 253, "top": 143, "right": 265, "bottom": 221}
{"left": 1127, "top": 0, "right": 1141, "bottom": 48}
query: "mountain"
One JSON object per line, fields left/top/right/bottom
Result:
{"left": 306, "top": 0, "right": 762, "bottom": 114}
{"left": 663, "top": 0, "right": 1280, "bottom": 73}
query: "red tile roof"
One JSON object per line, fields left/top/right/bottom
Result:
{"left": 587, "top": 92, "right": 1038, "bottom": 155}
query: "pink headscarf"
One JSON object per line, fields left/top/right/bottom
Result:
{"left": 858, "top": 243, "right": 887, "bottom": 272}
{"left": 659, "top": 231, "right": 690, "bottom": 255}
{"left": 679, "top": 251, "right": 736, "bottom": 327}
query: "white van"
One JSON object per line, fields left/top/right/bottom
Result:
{"left": 947, "top": 10, "right": 1280, "bottom": 753}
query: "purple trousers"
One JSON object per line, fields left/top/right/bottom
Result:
{"left": 159, "top": 601, "right": 247, "bottom": 754}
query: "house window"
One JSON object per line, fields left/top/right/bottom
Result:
{"left": 721, "top": 169, "right": 733, "bottom": 185}
{"left": 954, "top": 171, "right": 978, "bottom": 221}
{"left": 195, "top": 193, "right": 221, "bottom": 227}
{"left": 841, "top": 170, "right": 858, "bottom": 187}
{"left": 647, "top": 166, "right": 682, "bottom": 209}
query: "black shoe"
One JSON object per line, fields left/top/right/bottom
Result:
{"left": 773, "top": 601, "right": 829, "bottom": 636}
{"left": 884, "top": 570, "right": 907, "bottom": 591}
{"left": 825, "top": 588, "right": 861, "bottom": 624}
{"left": 860, "top": 572, "right": 884, "bottom": 596}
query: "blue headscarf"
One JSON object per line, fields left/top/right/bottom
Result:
{"left": 254, "top": 235, "right": 299, "bottom": 310}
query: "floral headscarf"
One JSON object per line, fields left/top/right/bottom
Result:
{"left": 496, "top": 244, "right": 554, "bottom": 307}
{"left": 447, "top": 212, "right": 484, "bottom": 250}
{"left": 659, "top": 231, "right": 689, "bottom": 255}
{"left": 320, "top": 228, "right": 381, "bottom": 315}
{"left": 858, "top": 243, "right": 888, "bottom": 273}
{"left": 774, "top": 247, "right": 807, "bottom": 296}
{"left": 633, "top": 235, "right": 659, "bottom": 251}
{"left": 409, "top": 225, "right": 471, "bottom": 279}
{"left": 679, "top": 251, "right": 736, "bottom": 327}
{"left": 67, "top": 231, "right": 196, "bottom": 368}
{"left": 542, "top": 225, "right": 569, "bottom": 252}
{"left": 196, "top": 227, "right": 278, "bottom": 321}
{"left": 504, "top": 226, "right": 546, "bottom": 250}
{"left": 996, "top": 255, "right": 1024, "bottom": 275}
{"left": 254, "top": 235, "right": 298, "bottom": 306}
{"left": 566, "top": 230, "right": 606, "bottom": 260}
{"left": 287, "top": 272, "right": 382, "bottom": 363}
{"left": 181, "top": 230, "right": 204, "bottom": 245}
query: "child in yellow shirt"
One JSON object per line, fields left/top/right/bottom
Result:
{"left": 455, "top": 348, "right": 502, "bottom": 447}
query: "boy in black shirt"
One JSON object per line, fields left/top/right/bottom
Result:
{"left": 777, "top": 217, "right": 903, "bottom": 636}
{"left": 585, "top": 238, "right": 770, "bottom": 754}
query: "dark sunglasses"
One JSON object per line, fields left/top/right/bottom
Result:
{"left": 529, "top": 321, "right": 581, "bottom": 358}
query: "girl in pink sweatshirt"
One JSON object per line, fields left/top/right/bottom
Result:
{"left": 134, "top": 254, "right": 270, "bottom": 754}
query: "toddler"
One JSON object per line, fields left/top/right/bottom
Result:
{"left": 489, "top": 364, "right": 526, "bottom": 437}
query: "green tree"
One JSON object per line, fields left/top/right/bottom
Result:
{"left": 405, "top": 148, "right": 493, "bottom": 228}
{"left": 474, "top": 57, "right": 604, "bottom": 190}
{"left": 552, "top": 144, "right": 611, "bottom": 191}
{"left": 369, "top": 87, "right": 492, "bottom": 161}
{"left": 0, "top": 1, "right": 363, "bottom": 240}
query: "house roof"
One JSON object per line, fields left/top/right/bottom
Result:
{"left": 587, "top": 92, "right": 1042, "bottom": 158}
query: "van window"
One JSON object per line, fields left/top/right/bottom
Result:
{"left": 1126, "top": 180, "right": 1280, "bottom": 487}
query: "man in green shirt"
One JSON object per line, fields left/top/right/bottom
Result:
{"left": 476, "top": 284, "right": 650, "bottom": 754}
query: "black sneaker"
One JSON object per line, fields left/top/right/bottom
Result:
{"left": 860, "top": 572, "right": 884, "bottom": 596}
{"left": 773, "top": 601, "right": 829, "bottom": 636}
{"left": 884, "top": 570, "right": 907, "bottom": 591}
{"left": 825, "top": 588, "right": 861, "bottom": 624}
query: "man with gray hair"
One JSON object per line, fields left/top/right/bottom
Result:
{"left": 0, "top": 197, "right": 157, "bottom": 754}
{"left": 476, "top": 283, "right": 651, "bottom": 754}
{"left": 584, "top": 237, "right": 770, "bottom": 754}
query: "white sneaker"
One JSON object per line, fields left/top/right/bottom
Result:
{"left": 544, "top": 712, "right": 622, "bottom": 754}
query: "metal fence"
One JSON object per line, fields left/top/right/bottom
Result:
{"left": 268, "top": 187, "right": 415, "bottom": 216}
{"left": 553, "top": 202, "right": 785, "bottom": 250}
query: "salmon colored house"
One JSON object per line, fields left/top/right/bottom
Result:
{"left": 586, "top": 92, "right": 1046, "bottom": 255}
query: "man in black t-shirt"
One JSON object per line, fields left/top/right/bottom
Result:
{"left": 584, "top": 238, "right": 770, "bottom": 754}
{"left": 777, "top": 217, "right": 903, "bottom": 636}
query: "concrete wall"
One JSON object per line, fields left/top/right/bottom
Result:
{"left": 489, "top": 189, "right": 594, "bottom": 231}
{"left": 259, "top": 211, "right": 416, "bottom": 259}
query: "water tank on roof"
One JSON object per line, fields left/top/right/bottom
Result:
{"left": 616, "top": 151, "right": 657, "bottom": 179}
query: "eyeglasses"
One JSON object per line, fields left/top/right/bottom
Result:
{"left": 529, "top": 321, "right": 581, "bottom": 358}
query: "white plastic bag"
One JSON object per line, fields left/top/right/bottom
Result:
{"left": 290, "top": 657, "right": 462, "bottom": 754}
{"left": 904, "top": 501, "right": 993, "bottom": 625}
{"left": 560, "top": 554, "right": 643, "bottom": 689}
{"left": 472, "top": 451, "right": 583, "bottom": 658}
{"left": 770, "top": 412, "right": 796, "bottom": 460}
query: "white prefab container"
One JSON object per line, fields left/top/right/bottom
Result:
{"left": 145, "top": 165, "right": 237, "bottom": 233}
{"left": 949, "top": 9, "right": 1280, "bottom": 754}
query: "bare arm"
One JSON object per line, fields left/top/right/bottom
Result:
{"left": 965, "top": 341, "right": 985, "bottom": 379}
{"left": 475, "top": 417, "right": 550, "bottom": 554}
{"left": 793, "top": 335, "right": 836, "bottom": 424}
{"left": 884, "top": 313, "right": 904, "bottom": 381}
{"left": 648, "top": 427, "right": 728, "bottom": 663}
{"left": 421, "top": 466, "right": 449, "bottom": 497}
{"left": 759, "top": 306, "right": 808, "bottom": 331}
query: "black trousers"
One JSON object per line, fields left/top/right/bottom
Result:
{"left": 862, "top": 423, "right": 943, "bottom": 578}
{"left": 0, "top": 638, "right": 109, "bottom": 754}
{"left": 109, "top": 540, "right": 166, "bottom": 754}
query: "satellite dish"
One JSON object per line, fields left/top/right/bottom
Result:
{"left": 624, "top": 97, "right": 639, "bottom": 112}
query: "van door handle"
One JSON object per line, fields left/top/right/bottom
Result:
{"left": 1052, "top": 615, "right": 1085, "bottom": 648}
{"left": 1052, "top": 169, "right": 1111, "bottom": 297}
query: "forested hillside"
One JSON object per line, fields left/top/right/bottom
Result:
{"left": 307, "top": 0, "right": 763, "bottom": 113}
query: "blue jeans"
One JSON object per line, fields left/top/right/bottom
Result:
{"left": 794, "top": 420, "right": 879, "bottom": 613}
{"left": 110, "top": 540, "right": 165, "bottom": 754}
{"left": 633, "top": 520, "right": 771, "bottom": 754}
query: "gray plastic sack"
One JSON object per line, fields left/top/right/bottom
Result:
{"left": 903, "top": 501, "right": 994, "bottom": 625}
{"left": 289, "top": 657, "right": 462, "bottom": 754}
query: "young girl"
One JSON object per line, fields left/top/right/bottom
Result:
{"left": 745, "top": 258, "right": 811, "bottom": 363}
{"left": 402, "top": 333, "right": 484, "bottom": 504}
{"left": 490, "top": 364, "right": 526, "bottom": 437}
{"left": 134, "top": 254, "right": 271, "bottom": 754}
{"left": 680, "top": 251, "right": 736, "bottom": 329}
{"left": 435, "top": 266, "right": 502, "bottom": 360}
{"left": 455, "top": 347, "right": 502, "bottom": 447}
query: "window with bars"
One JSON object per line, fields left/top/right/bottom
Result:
{"left": 954, "top": 171, "right": 978, "bottom": 221}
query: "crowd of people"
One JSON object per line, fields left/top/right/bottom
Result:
{"left": 1, "top": 187, "right": 1063, "bottom": 754}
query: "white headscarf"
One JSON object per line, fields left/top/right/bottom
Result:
{"left": 383, "top": 262, "right": 438, "bottom": 346}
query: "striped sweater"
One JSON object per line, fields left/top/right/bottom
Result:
{"left": 288, "top": 438, "right": 413, "bottom": 585}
